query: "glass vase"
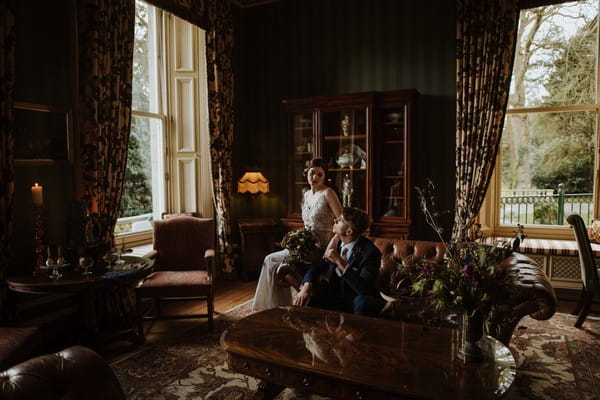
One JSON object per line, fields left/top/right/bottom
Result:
{"left": 457, "top": 309, "right": 484, "bottom": 362}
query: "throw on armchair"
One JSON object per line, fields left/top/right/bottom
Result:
{"left": 277, "top": 237, "right": 557, "bottom": 345}
{"left": 0, "top": 345, "right": 125, "bottom": 400}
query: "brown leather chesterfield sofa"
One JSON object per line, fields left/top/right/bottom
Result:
{"left": 278, "top": 238, "right": 557, "bottom": 346}
{"left": 0, "top": 345, "right": 125, "bottom": 400}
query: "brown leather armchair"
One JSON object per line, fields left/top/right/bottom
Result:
{"left": 0, "top": 326, "right": 42, "bottom": 371}
{"left": 277, "top": 237, "right": 557, "bottom": 345}
{"left": 0, "top": 345, "right": 125, "bottom": 400}
{"left": 136, "top": 215, "right": 216, "bottom": 340}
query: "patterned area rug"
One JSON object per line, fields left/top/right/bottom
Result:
{"left": 111, "top": 303, "right": 600, "bottom": 399}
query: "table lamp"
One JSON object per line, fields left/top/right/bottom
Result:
{"left": 237, "top": 172, "right": 269, "bottom": 194}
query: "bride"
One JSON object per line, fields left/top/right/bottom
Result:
{"left": 252, "top": 158, "right": 343, "bottom": 311}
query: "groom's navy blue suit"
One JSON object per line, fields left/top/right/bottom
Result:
{"left": 301, "top": 236, "right": 386, "bottom": 316}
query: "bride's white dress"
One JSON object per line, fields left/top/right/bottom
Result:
{"left": 252, "top": 188, "right": 335, "bottom": 311}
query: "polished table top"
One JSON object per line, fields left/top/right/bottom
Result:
{"left": 7, "top": 255, "right": 153, "bottom": 294}
{"left": 221, "top": 306, "right": 516, "bottom": 399}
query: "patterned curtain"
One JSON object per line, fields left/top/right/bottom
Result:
{"left": 452, "top": 0, "right": 519, "bottom": 241}
{"left": 206, "top": 0, "right": 235, "bottom": 275}
{"left": 141, "top": 0, "right": 236, "bottom": 275}
{"left": 0, "top": 0, "right": 15, "bottom": 312}
{"left": 77, "top": 0, "right": 135, "bottom": 247}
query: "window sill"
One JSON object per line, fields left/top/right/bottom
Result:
{"left": 482, "top": 236, "right": 600, "bottom": 258}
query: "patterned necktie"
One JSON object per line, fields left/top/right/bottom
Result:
{"left": 341, "top": 246, "right": 349, "bottom": 260}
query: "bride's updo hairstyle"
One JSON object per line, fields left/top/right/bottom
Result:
{"left": 304, "top": 158, "right": 338, "bottom": 192}
{"left": 303, "top": 158, "right": 328, "bottom": 178}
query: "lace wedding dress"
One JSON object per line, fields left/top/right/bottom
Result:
{"left": 252, "top": 188, "right": 335, "bottom": 311}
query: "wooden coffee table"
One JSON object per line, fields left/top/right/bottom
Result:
{"left": 221, "top": 306, "right": 515, "bottom": 399}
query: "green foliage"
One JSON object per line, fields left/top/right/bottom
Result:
{"left": 119, "top": 3, "right": 153, "bottom": 218}
{"left": 502, "top": 4, "right": 596, "bottom": 196}
{"left": 533, "top": 203, "right": 558, "bottom": 225}
{"left": 411, "top": 244, "right": 512, "bottom": 317}
{"left": 119, "top": 118, "right": 152, "bottom": 218}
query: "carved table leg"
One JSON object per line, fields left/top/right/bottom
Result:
{"left": 251, "top": 381, "right": 284, "bottom": 400}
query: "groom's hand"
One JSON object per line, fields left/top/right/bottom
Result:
{"left": 294, "top": 283, "right": 312, "bottom": 306}
{"left": 324, "top": 248, "right": 346, "bottom": 272}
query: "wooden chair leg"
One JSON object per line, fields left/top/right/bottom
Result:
{"left": 135, "top": 292, "right": 145, "bottom": 343}
{"left": 208, "top": 297, "right": 214, "bottom": 333}
{"left": 575, "top": 292, "right": 593, "bottom": 328}
{"left": 572, "top": 288, "right": 586, "bottom": 316}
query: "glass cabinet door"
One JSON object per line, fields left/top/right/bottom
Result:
{"left": 379, "top": 106, "right": 406, "bottom": 219}
{"left": 320, "top": 108, "right": 369, "bottom": 212}
{"left": 290, "top": 111, "right": 314, "bottom": 215}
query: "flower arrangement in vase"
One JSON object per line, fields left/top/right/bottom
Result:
{"left": 409, "top": 180, "right": 519, "bottom": 361}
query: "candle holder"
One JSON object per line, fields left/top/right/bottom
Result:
{"left": 33, "top": 205, "right": 45, "bottom": 274}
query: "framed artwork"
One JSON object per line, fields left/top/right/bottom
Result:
{"left": 14, "top": 102, "right": 72, "bottom": 165}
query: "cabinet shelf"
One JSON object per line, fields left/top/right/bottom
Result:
{"left": 284, "top": 89, "right": 417, "bottom": 238}
{"left": 323, "top": 134, "right": 367, "bottom": 140}
{"left": 329, "top": 167, "right": 367, "bottom": 172}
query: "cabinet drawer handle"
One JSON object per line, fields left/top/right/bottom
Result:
{"left": 355, "top": 391, "right": 364, "bottom": 400}
{"left": 242, "top": 362, "right": 250, "bottom": 371}
{"left": 264, "top": 367, "right": 272, "bottom": 376}
{"left": 302, "top": 378, "right": 311, "bottom": 387}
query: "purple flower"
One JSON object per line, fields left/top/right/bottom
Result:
{"left": 423, "top": 265, "right": 433, "bottom": 277}
{"left": 462, "top": 263, "right": 473, "bottom": 277}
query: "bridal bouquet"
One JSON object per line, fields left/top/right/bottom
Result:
{"left": 281, "top": 227, "right": 320, "bottom": 264}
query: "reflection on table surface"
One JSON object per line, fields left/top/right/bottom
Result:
{"left": 221, "top": 306, "right": 516, "bottom": 400}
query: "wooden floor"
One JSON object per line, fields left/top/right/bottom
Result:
{"left": 101, "top": 279, "right": 257, "bottom": 361}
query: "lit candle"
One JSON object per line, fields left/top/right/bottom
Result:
{"left": 31, "top": 183, "right": 43, "bottom": 206}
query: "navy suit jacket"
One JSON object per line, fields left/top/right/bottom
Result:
{"left": 301, "top": 236, "right": 382, "bottom": 301}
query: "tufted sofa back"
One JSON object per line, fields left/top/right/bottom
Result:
{"left": 370, "top": 238, "right": 446, "bottom": 294}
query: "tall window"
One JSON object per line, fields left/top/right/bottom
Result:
{"left": 482, "top": 0, "right": 599, "bottom": 239}
{"left": 116, "top": 1, "right": 212, "bottom": 243}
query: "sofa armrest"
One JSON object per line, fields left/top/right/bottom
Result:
{"left": 501, "top": 252, "right": 557, "bottom": 320}
{"left": 0, "top": 345, "right": 125, "bottom": 400}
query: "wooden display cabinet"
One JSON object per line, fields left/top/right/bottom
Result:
{"left": 282, "top": 90, "right": 417, "bottom": 238}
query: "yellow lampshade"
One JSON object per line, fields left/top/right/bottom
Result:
{"left": 238, "top": 172, "right": 270, "bottom": 194}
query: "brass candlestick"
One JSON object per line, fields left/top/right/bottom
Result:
{"left": 33, "top": 205, "right": 45, "bottom": 274}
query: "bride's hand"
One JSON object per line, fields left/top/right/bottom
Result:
{"left": 325, "top": 234, "right": 341, "bottom": 252}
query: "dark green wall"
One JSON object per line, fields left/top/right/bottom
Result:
{"left": 8, "top": 0, "right": 458, "bottom": 275}
{"left": 233, "top": 0, "right": 457, "bottom": 240}
{"left": 10, "top": 0, "right": 77, "bottom": 273}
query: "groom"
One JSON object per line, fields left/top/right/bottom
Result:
{"left": 294, "top": 207, "right": 385, "bottom": 317}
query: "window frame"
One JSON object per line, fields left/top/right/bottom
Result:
{"left": 480, "top": 1, "right": 600, "bottom": 240}
{"left": 116, "top": 2, "right": 213, "bottom": 246}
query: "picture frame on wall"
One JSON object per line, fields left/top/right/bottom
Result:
{"left": 14, "top": 102, "right": 72, "bottom": 165}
